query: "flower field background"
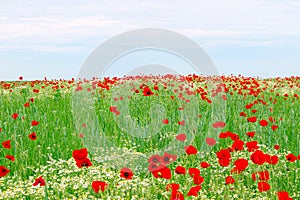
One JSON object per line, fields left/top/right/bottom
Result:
{"left": 0, "top": 74, "right": 299, "bottom": 199}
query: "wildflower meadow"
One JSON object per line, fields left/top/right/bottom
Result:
{"left": 0, "top": 74, "right": 299, "bottom": 199}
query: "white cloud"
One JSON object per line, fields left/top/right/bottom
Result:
{"left": 0, "top": 15, "right": 136, "bottom": 43}
{"left": 0, "top": 0, "right": 299, "bottom": 49}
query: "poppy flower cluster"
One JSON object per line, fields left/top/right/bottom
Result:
{"left": 109, "top": 106, "right": 121, "bottom": 115}
{"left": 215, "top": 127, "right": 294, "bottom": 196}
{"left": 166, "top": 167, "right": 204, "bottom": 199}
{"left": 166, "top": 183, "right": 184, "bottom": 200}
{"left": 148, "top": 152, "right": 177, "bottom": 179}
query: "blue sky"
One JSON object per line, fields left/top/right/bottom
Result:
{"left": 0, "top": 0, "right": 299, "bottom": 80}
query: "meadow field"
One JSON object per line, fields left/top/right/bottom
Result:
{"left": 0, "top": 74, "right": 299, "bottom": 199}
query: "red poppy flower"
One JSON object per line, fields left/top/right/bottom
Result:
{"left": 232, "top": 140, "right": 244, "bottom": 151}
{"left": 200, "top": 162, "right": 210, "bottom": 168}
{"left": 187, "top": 185, "right": 202, "bottom": 196}
{"left": 12, "top": 113, "right": 18, "bottom": 120}
{"left": 19, "top": 76, "right": 23, "bottom": 80}
{"left": 246, "top": 141, "right": 259, "bottom": 152}
{"left": 28, "top": 132, "right": 37, "bottom": 140}
{"left": 234, "top": 158, "right": 248, "bottom": 171}
{"left": 72, "top": 148, "right": 88, "bottom": 160}
{"left": 0, "top": 128, "right": 2, "bottom": 132}
{"left": 143, "top": 87, "right": 154, "bottom": 96}
{"left": 240, "top": 112, "right": 247, "bottom": 117}
{"left": 185, "top": 145, "right": 198, "bottom": 155}
{"left": 286, "top": 153, "right": 297, "bottom": 162}
{"left": 277, "top": 191, "right": 293, "bottom": 200}
{"left": 5, "top": 155, "right": 15, "bottom": 162}
{"left": 151, "top": 166, "right": 172, "bottom": 180}
{"left": 2, "top": 140, "right": 11, "bottom": 149}
{"left": 24, "top": 102, "right": 30, "bottom": 107}
{"left": 271, "top": 125, "right": 278, "bottom": 131}
{"left": 245, "top": 103, "right": 253, "bottom": 109}
{"left": 176, "top": 133, "right": 186, "bottom": 142}
{"left": 250, "top": 150, "right": 266, "bottom": 165}
{"left": 259, "top": 120, "right": 269, "bottom": 127}
{"left": 31, "top": 120, "right": 39, "bottom": 126}
{"left": 225, "top": 176, "right": 235, "bottom": 184}
{"left": 162, "top": 152, "right": 177, "bottom": 165}
{"left": 216, "top": 149, "right": 231, "bottom": 160}
{"left": 148, "top": 154, "right": 162, "bottom": 164}
{"left": 92, "top": 181, "right": 108, "bottom": 193}
{"left": 0, "top": 166, "right": 10, "bottom": 177}
{"left": 219, "top": 131, "right": 230, "bottom": 139}
{"left": 258, "top": 181, "right": 270, "bottom": 192}
{"left": 75, "top": 157, "right": 93, "bottom": 168}
{"left": 159, "top": 167, "right": 172, "bottom": 180}
{"left": 178, "top": 120, "right": 185, "bottom": 126}
{"left": 148, "top": 163, "right": 160, "bottom": 172}
{"left": 120, "top": 168, "right": 133, "bottom": 180}
{"left": 212, "top": 121, "right": 226, "bottom": 128}
{"left": 109, "top": 106, "right": 117, "bottom": 113}
{"left": 218, "top": 158, "right": 231, "bottom": 167}
{"left": 33, "top": 176, "right": 46, "bottom": 186}
{"left": 175, "top": 166, "right": 186, "bottom": 175}
{"left": 162, "top": 119, "right": 169, "bottom": 124}
{"left": 188, "top": 168, "right": 200, "bottom": 178}
{"left": 229, "top": 133, "right": 240, "bottom": 141}
{"left": 75, "top": 85, "right": 83, "bottom": 91}
{"left": 247, "top": 116, "right": 257, "bottom": 123}
{"left": 206, "top": 138, "right": 216, "bottom": 146}
{"left": 246, "top": 131, "right": 256, "bottom": 138}
{"left": 33, "top": 89, "right": 40, "bottom": 93}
